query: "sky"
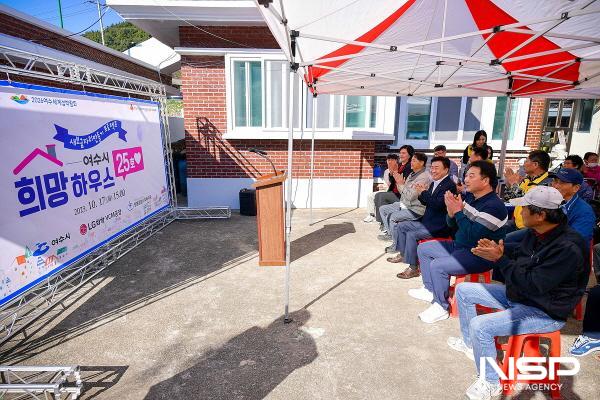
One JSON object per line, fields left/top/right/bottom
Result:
{"left": 0, "top": 0, "right": 124, "bottom": 34}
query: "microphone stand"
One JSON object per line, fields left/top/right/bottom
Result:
{"left": 249, "top": 149, "right": 277, "bottom": 175}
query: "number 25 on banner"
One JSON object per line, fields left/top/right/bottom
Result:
{"left": 112, "top": 147, "right": 145, "bottom": 179}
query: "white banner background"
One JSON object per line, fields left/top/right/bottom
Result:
{"left": 0, "top": 82, "right": 169, "bottom": 306}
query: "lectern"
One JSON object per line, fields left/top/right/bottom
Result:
{"left": 251, "top": 171, "right": 286, "bottom": 266}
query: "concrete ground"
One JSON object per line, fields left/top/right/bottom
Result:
{"left": 1, "top": 208, "right": 599, "bottom": 399}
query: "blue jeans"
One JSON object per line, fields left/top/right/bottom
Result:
{"left": 417, "top": 240, "right": 492, "bottom": 309}
{"left": 393, "top": 220, "right": 433, "bottom": 267}
{"left": 379, "top": 202, "right": 419, "bottom": 233}
{"left": 456, "top": 283, "right": 565, "bottom": 384}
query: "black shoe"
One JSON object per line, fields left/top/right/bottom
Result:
{"left": 385, "top": 245, "right": 398, "bottom": 254}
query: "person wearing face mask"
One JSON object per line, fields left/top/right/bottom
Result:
{"left": 461, "top": 130, "right": 493, "bottom": 166}
{"left": 562, "top": 155, "right": 594, "bottom": 201}
{"left": 583, "top": 152, "right": 600, "bottom": 182}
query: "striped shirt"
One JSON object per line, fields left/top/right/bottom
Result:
{"left": 448, "top": 191, "right": 508, "bottom": 249}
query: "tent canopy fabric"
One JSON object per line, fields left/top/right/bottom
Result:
{"left": 257, "top": 0, "right": 600, "bottom": 98}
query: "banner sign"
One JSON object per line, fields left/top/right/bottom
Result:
{"left": 0, "top": 81, "right": 170, "bottom": 306}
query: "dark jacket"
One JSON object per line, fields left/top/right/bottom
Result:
{"left": 387, "top": 162, "right": 413, "bottom": 197}
{"left": 462, "top": 144, "right": 494, "bottom": 164}
{"left": 497, "top": 222, "right": 590, "bottom": 321}
{"left": 418, "top": 175, "right": 457, "bottom": 237}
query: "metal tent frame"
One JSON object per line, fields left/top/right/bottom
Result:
{"left": 257, "top": 0, "right": 600, "bottom": 323}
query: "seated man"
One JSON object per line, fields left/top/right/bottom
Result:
{"left": 505, "top": 168, "right": 595, "bottom": 244}
{"left": 364, "top": 154, "right": 397, "bottom": 223}
{"left": 503, "top": 150, "right": 553, "bottom": 234}
{"left": 378, "top": 152, "right": 431, "bottom": 240}
{"left": 570, "top": 285, "right": 600, "bottom": 357}
{"left": 427, "top": 145, "right": 459, "bottom": 181}
{"left": 447, "top": 186, "right": 590, "bottom": 400}
{"left": 388, "top": 157, "right": 457, "bottom": 280}
{"left": 411, "top": 161, "right": 507, "bottom": 323}
{"left": 563, "top": 154, "right": 594, "bottom": 201}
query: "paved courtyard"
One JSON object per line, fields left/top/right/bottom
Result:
{"left": 2, "top": 209, "right": 598, "bottom": 399}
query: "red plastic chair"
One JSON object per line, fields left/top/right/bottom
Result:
{"left": 448, "top": 271, "right": 492, "bottom": 317}
{"left": 494, "top": 331, "right": 562, "bottom": 399}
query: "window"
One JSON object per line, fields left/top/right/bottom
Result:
{"left": 463, "top": 97, "right": 483, "bottom": 134}
{"left": 492, "top": 97, "right": 519, "bottom": 140}
{"left": 577, "top": 99, "right": 595, "bottom": 132}
{"left": 265, "top": 60, "right": 300, "bottom": 129}
{"left": 544, "top": 99, "right": 575, "bottom": 131}
{"left": 233, "top": 61, "right": 262, "bottom": 127}
{"left": 306, "top": 94, "right": 343, "bottom": 129}
{"left": 345, "top": 96, "right": 377, "bottom": 128}
{"left": 435, "top": 97, "right": 462, "bottom": 141}
{"left": 406, "top": 97, "right": 432, "bottom": 140}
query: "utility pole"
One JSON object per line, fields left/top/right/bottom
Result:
{"left": 96, "top": 0, "right": 105, "bottom": 46}
{"left": 57, "top": 0, "right": 64, "bottom": 28}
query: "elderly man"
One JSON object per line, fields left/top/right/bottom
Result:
{"left": 448, "top": 186, "right": 589, "bottom": 400}
{"left": 387, "top": 157, "right": 457, "bottom": 280}
{"left": 378, "top": 152, "right": 431, "bottom": 240}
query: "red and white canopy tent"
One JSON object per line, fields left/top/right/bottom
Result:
{"left": 254, "top": 0, "right": 600, "bottom": 321}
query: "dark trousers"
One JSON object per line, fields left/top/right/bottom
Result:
{"left": 374, "top": 192, "right": 399, "bottom": 223}
{"left": 583, "top": 285, "right": 600, "bottom": 339}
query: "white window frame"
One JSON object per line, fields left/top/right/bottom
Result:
{"left": 394, "top": 96, "right": 530, "bottom": 152}
{"left": 224, "top": 52, "right": 396, "bottom": 140}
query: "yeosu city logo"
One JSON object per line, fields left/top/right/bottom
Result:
{"left": 11, "top": 94, "right": 29, "bottom": 104}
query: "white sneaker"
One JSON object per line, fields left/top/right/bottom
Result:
{"left": 408, "top": 286, "right": 434, "bottom": 303}
{"left": 363, "top": 215, "right": 375, "bottom": 223}
{"left": 465, "top": 378, "right": 502, "bottom": 400}
{"left": 447, "top": 336, "right": 475, "bottom": 361}
{"left": 418, "top": 302, "right": 449, "bottom": 323}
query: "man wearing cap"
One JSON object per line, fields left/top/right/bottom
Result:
{"left": 447, "top": 185, "right": 590, "bottom": 400}
{"left": 551, "top": 168, "right": 595, "bottom": 243}
{"left": 504, "top": 167, "right": 595, "bottom": 245}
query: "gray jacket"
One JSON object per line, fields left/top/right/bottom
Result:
{"left": 397, "top": 168, "right": 432, "bottom": 216}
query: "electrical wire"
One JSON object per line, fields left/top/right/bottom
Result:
{"left": 29, "top": 8, "right": 110, "bottom": 43}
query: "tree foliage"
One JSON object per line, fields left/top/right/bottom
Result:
{"left": 83, "top": 22, "right": 150, "bottom": 52}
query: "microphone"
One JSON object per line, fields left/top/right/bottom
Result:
{"left": 248, "top": 147, "right": 277, "bottom": 175}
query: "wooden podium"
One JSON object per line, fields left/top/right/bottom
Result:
{"left": 252, "top": 171, "right": 286, "bottom": 266}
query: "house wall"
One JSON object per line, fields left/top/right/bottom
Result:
{"left": 180, "top": 26, "right": 548, "bottom": 209}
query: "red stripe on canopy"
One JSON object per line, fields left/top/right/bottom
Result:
{"left": 306, "top": 0, "right": 416, "bottom": 89}
{"left": 465, "top": 0, "right": 579, "bottom": 95}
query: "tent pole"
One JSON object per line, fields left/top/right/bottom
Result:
{"left": 498, "top": 96, "right": 513, "bottom": 180}
{"left": 283, "top": 64, "right": 295, "bottom": 324}
{"left": 309, "top": 94, "right": 317, "bottom": 225}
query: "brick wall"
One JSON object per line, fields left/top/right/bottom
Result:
{"left": 179, "top": 26, "right": 279, "bottom": 48}
{"left": 0, "top": 11, "right": 170, "bottom": 85}
{"left": 525, "top": 98, "right": 546, "bottom": 149}
{"left": 181, "top": 54, "right": 373, "bottom": 179}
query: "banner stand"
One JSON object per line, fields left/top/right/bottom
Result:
{"left": 0, "top": 47, "right": 230, "bottom": 356}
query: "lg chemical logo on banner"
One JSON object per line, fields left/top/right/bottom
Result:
{"left": 0, "top": 83, "right": 170, "bottom": 306}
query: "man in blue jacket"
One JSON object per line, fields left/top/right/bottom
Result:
{"left": 551, "top": 168, "right": 595, "bottom": 243}
{"left": 387, "top": 157, "right": 457, "bottom": 280}
{"left": 410, "top": 161, "right": 507, "bottom": 324}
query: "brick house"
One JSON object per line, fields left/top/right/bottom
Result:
{"left": 109, "top": 0, "right": 600, "bottom": 209}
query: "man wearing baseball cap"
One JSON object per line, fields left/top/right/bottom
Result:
{"left": 447, "top": 186, "right": 590, "bottom": 400}
{"left": 504, "top": 167, "right": 595, "bottom": 245}
{"left": 551, "top": 168, "right": 595, "bottom": 242}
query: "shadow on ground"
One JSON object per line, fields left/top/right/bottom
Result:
{"left": 291, "top": 222, "right": 355, "bottom": 262}
{"left": 1, "top": 216, "right": 259, "bottom": 363}
{"left": 143, "top": 309, "right": 317, "bottom": 400}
